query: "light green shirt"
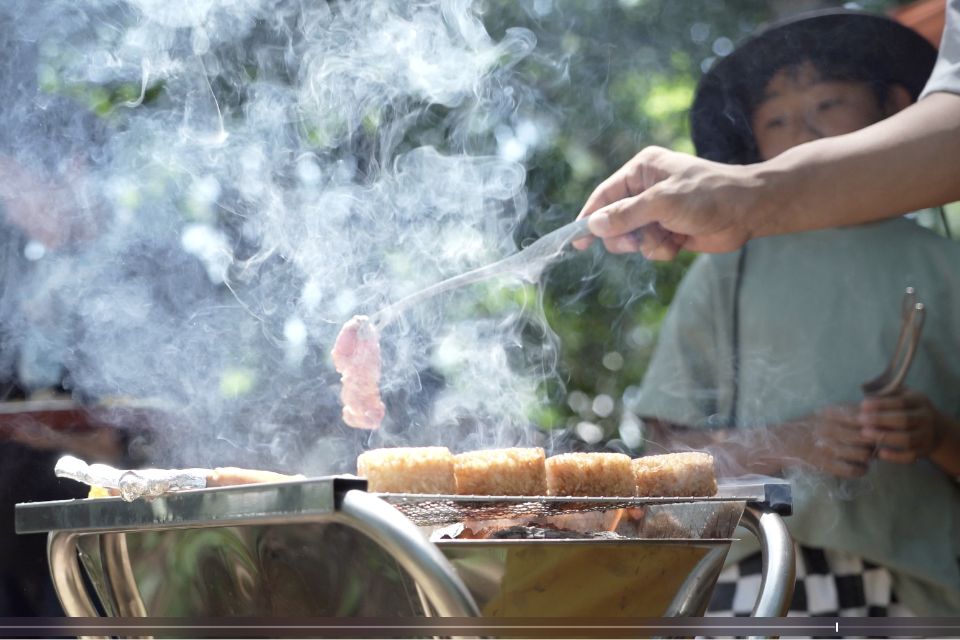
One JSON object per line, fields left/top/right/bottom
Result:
{"left": 635, "top": 217, "right": 960, "bottom": 614}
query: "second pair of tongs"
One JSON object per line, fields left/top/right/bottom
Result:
{"left": 861, "top": 287, "right": 926, "bottom": 397}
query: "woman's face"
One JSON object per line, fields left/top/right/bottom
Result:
{"left": 751, "top": 61, "right": 887, "bottom": 161}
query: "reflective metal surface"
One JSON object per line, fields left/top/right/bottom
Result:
{"left": 48, "top": 532, "right": 99, "bottom": 618}
{"left": 67, "top": 525, "right": 733, "bottom": 617}
{"left": 20, "top": 476, "right": 794, "bottom": 619}
{"left": 17, "top": 476, "right": 791, "bottom": 535}
{"left": 33, "top": 480, "right": 479, "bottom": 618}
{"left": 75, "top": 522, "right": 428, "bottom": 617}
{"left": 438, "top": 539, "right": 728, "bottom": 617}
{"left": 340, "top": 490, "right": 480, "bottom": 617}
{"left": 17, "top": 476, "right": 367, "bottom": 534}
{"left": 100, "top": 533, "right": 147, "bottom": 617}
{"left": 662, "top": 546, "right": 729, "bottom": 616}
{"left": 424, "top": 500, "right": 745, "bottom": 617}
{"left": 740, "top": 506, "right": 796, "bottom": 617}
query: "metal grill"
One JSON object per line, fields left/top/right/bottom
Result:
{"left": 374, "top": 493, "right": 737, "bottom": 527}
{"left": 15, "top": 476, "right": 795, "bottom": 619}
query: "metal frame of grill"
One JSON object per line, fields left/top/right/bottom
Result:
{"left": 15, "top": 476, "right": 796, "bottom": 624}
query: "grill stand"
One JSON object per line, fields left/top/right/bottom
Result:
{"left": 27, "top": 478, "right": 794, "bottom": 634}
{"left": 48, "top": 490, "right": 480, "bottom": 622}
{"left": 741, "top": 507, "right": 795, "bottom": 618}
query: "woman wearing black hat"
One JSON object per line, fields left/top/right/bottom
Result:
{"left": 629, "top": 10, "right": 960, "bottom": 616}
{"left": 575, "top": 1, "right": 960, "bottom": 261}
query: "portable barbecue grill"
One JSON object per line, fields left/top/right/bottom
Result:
{"left": 15, "top": 476, "right": 794, "bottom": 620}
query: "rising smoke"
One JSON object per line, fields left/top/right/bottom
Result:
{"left": 0, "top": 0, "right": 569, "bottom": 472}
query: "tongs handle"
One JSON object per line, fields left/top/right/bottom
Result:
{"left": 876, "top": 302, "right": 925, "bottom": 396}
{"left": 867, "top": 300, "right": 926, "bottom": 397}
{"left": 861, "top": 287, "right": 925, "bottom": 397}
{"left": 888, "top": 287, "right": 918, "bottom": 375}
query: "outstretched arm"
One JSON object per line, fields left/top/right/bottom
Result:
{"left": 643, "top": 405, "right": 874, "bottom": 479}
{"left": 644, "top": 388, "right": 960, "bottom": 482}
{"left": 577, "top": 92, "right": 960, "bottom": 260}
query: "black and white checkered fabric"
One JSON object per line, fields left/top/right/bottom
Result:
{"left": 707, "top": 545, "right": 915, "bottom": 617}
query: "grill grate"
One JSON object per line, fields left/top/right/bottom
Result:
{"left": 374, "top": 493, "right": 736, "bottom": 527}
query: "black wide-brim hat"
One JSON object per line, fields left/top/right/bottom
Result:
{"left": 690, "top": 10, "right": 937, "bottom": 165}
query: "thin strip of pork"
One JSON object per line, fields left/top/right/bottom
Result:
{"left": 332, "top": 315, "right": 386, "bottom": 429}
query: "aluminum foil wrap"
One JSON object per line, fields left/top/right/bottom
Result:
{"left": 55, "top": 455, "right": 207, "bottom": 502}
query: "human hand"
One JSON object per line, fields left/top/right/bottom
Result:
{"left": 781, "top": 406, "right": 875, "bottom": 478}
{"left": 858, "top": 388, "right": 945, "bottom": 463}
{"left": 573, "top": 146, "right": 757, "bottom": 260}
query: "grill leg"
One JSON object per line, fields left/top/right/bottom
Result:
{"left": 740, "top": 505, "right": 796, "bottom": 627}
{"left": 48, "top": 531, "right": 100, "bottom": 618}
{"left": 337, "top": 489, "right": 480, "bottom": 619}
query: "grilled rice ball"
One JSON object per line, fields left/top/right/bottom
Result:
{"left": 545, "top": 452, "right": 635, "bottom": 497}
{"left": 454, "top": 447, "right": 547, "bottom": 496}
{"left": 632, "top": 451, "right": 718, "bottom": 497}
{"left": 356, "top": 446, "right": 457, "bottom": 493}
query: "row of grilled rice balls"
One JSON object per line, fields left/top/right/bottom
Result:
{"left": 357, "top": 447, "right": 717, "bottom": 497}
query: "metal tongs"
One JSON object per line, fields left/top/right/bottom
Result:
{"left": 861, "top": 287, "right": 926, "bottom": 397}
{"left": 368, "top": 217, "right": 595, "bottom": 330}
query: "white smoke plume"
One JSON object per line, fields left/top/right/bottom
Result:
{"left": 0, "top": 0, "right": 558, "bottom": 472}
